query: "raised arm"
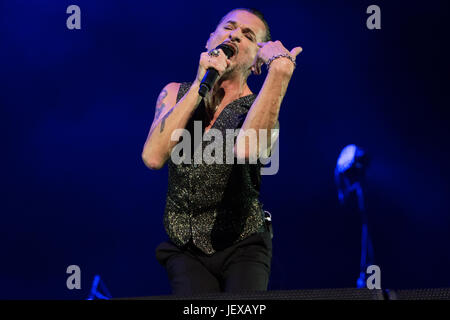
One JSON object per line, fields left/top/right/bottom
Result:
{"left": 142, "top": 48, "right": 231, "bottom": 170}
{"left": 234, "top": 41, "right": 302, "bottom": 160}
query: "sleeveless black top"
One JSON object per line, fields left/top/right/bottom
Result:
{"left": 163, "top": 82, "right": 266, "bottom": 255}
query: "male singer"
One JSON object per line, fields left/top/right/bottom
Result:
{"left": 142, "top": 8, "right": 302, "bottom": 295}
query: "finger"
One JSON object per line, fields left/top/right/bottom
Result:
{"left": 255, "top": 64, "right": 260, "bottom": 75}
{"left": 218, "top": 50, "right": 231, "bottom": 65}
{"left": 257, "top": 42, "right": 267, "bottom": 48}
{"left": 251, "top": 63, "right": 258, "bottom": 75}
{"left": 213, "top": 59, "right": 228, "bottom": 73}
{"left": 201, "top": 51, "right": 209, "bottom": 60}
{"left": 257, "top": 60, "right": 263, "bottom": 75}
{"left": 257, "top": 66, "right": 262, "bottom": 75}
{"left": 209, "top": 51, "right": 226, "bottom": 64}
{"left": 216, "top": 51, "right": 230, "bottom": 68}
{"left": 290, "top": 46, "right": 303, "bottom": 58}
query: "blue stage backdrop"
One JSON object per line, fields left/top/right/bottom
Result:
{"left": 0, "top": 0, "right": 449, "bottom": 299}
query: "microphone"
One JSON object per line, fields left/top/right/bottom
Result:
{"left": 198, "top": 43, "right": 235, "bottom": 97}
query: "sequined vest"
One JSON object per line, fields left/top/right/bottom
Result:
{"left": 163, "top": 82, "right": 266, "bottom": 255}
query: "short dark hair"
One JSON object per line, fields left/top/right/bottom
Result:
{"left": 218, "top": 8, "right": 272, "bottom": 43}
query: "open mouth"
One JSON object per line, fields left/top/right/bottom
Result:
{"left": 222, "top": 42, "right": 238, "bottom": 57}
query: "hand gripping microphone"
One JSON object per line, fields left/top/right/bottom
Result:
{"left": 198, "top": 44, "right": 235, "bottom": 98}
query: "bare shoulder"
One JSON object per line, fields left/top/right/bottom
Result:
{"left": 156, "top": 82, "right": 180, "bottom": 108}
{"left": 161, "top": 82, "right": 181, "bottom": 98}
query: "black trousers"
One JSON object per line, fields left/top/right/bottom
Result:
{"left": 155, "top": 231, "right": 272, "bottom": 295}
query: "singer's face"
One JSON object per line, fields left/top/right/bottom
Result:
{"left": 207, "top": 10, "right": 267, "bottom": 74}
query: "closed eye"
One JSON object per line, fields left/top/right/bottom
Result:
{"left": 224, "top": 24, "right": 254, "bottom": 41}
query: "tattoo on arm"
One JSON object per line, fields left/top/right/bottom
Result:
{"left": 156, "top": 89, "right": 168, "bottom": 106}
{"left": 155, "top": 103, "right": 164, "bottom": 120}
{"left": 154, "top": 89, "right": 168, "bottom": 120}
{"left": 160, "top": 108, "right": 174, "bottom": 133}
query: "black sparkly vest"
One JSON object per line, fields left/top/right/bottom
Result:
{"left": 163, "top": 82, "right": 266, "bottom": 255}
